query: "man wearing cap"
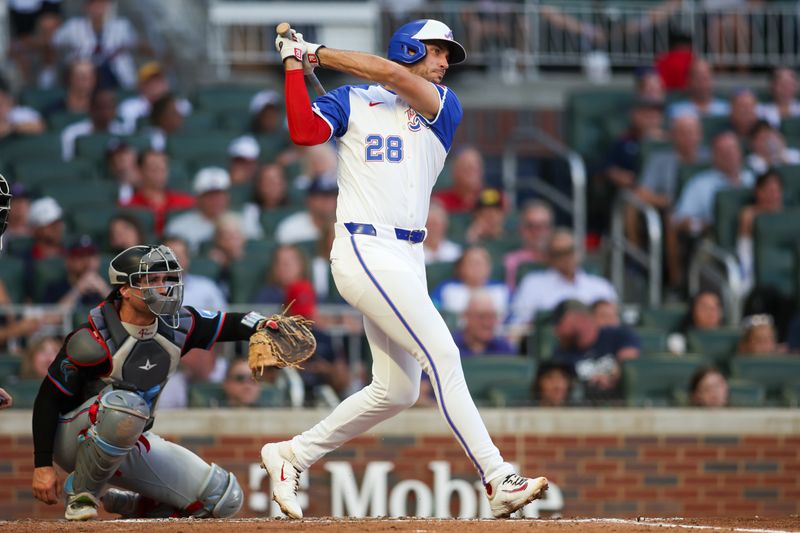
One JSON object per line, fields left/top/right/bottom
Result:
{"left": 42, "top": 235, "right": 110, "bottom": 307}
{"left": 165, "top": 167, "right": 263, "bottom": 253}
{"left": 465, "top": 188, "right": 508, "bottom": 245}
{"left": 27, "top": 197, "right": 65, "bottom": 261}
{"left": 275, "top": 178, "right": 337, "bottom": 245}
{"left": 118, "top": 61, "right": 192, "bottom": 134}
{"left": 227, "top": 135, "right": 261, "bottom": 185}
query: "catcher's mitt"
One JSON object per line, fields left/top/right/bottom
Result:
{"left": 248, "top": 314, "right": 316, "bottom": 378}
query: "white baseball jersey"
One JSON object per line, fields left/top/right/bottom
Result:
{"left": 312, "top": 83, "right": 462, "bottom": 230}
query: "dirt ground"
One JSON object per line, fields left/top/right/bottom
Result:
{"left": 1, "top": 517, "right": 799, "bottom": 533}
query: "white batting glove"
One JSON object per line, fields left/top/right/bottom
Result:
{"left": 275, "top": 32, "right": 305, "bottom": 63}
{"left": 295, "top": 32, "right": 324, "bottom": 71}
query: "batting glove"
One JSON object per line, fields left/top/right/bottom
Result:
{"left": 295, "top": 32, "right": 325, "bottom": 70}
{"left": 275, "top": 32, "right": 305, "bottom": 63}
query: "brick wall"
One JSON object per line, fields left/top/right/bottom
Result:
{"left": 2, "top": 430, "right": 798, "bottom": 519}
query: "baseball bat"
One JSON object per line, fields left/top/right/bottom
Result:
{"left": 276, "top": 22, "right": 327, "bottom": 96}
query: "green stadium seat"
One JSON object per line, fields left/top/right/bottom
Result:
{"left": 230, "top": 251, "right": 271, "bottom": 304}
{"left": 686, "top": 328, "right": 741, "bottom": 367}
{"left": 258, "top": 208, "right": 301, "bottom": 237}
{"left": 462, "top": 355, "right": 534, "bottom": 406}
{"left": 74, "top": 133, "right": 150, "bottom": 163}
{"left": 780, "top": 116, "right": 800, "bottom": 141}
{"left": 753, "top": 211, "right": 800, "bottom": 296}
{"left": 565, "top": 89, "right": 632, "bottom": 165}
{"left": 47, "top": 111, "right": 88, "bottom": 131}
{"left": 776, "top": 164, "right": 800, "bottom": 206}
{"left": 218, "top": 110, "right": 251, "bottom": 132}
{"left": 167, "top": 132, "right": 237, "bottom": 163}
{"left": 675, "top": 162, "right": 711, "bottom": 200}
{"left": 180, "top": 110, "right": 219, "bottom": 132}
{"left": 229, "top": 183, "right": 254, "bottom": 209}
{"left": 639, "top": 140, "right": 672, "bottom": 168}
{"left": 0, "top": 356, "right": 22, "bottom": 384}
{"left": 45, "top": 179, "right": 117, "bottom": 211}
{"left": 730, "top": 355, "right": 800, "bottom": 405}
{"left": 713, "top": 188, "right": 752, "bottom": 251}
{"left": 194, "top": 86, "right": 260, "bottom": 114}
{"left": 622, "top": 354, "right": 708, "bottom": 407}
{"left": 635, "top": 328, "right": 668, "bottom": 354}
{"left": 189, "top": 257, "right": 222, "bottom": 280}
{"left": 2, "top": 134, "right": 63, "bottom": 164}
{"left": 13, "top": 158, "right": 98, "bottom": 186}
{"left": 167, "top": 159, "right": 192, "bottom": 193}
{"left": 70, "top": 206, "right": 155, "bottom": 244}
{"left": 255, "top": 133, "right": 292, "bottom": 163}
{"left": 425, "top": 261, "right": 455, "bottom": 292}
{"left": 727, "top": 379, "right": 766, "bottom": 407}
{"left": 3, "top": 379, "right": 42, "bottom": 408}
{"left": 639, "top": 305, "right": 687, "bottom": 332}
{"left": 325, "top": 268, "right": 344, "bottom": 304}
{"left": 19, "top": 87, "right": 64, "bottom": 111}
{"left": 0, "top": 257, "right": 26, "bottom": 303}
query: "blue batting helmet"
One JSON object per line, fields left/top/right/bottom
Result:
{"left": 387, "top": 19, "right": 466, "bottom": 65}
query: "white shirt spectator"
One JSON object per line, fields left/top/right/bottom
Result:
{"left": 276, "top": 211, "right": 318, "bottom": 244}
{"left": 509, "top": 269, "right": 617, "bottom": 325}
{"left": 118, "top": 95, "right": 192, "bottom": 134}
{"left": 424, "top": 239, "right": 463, "bottom": 264}
{"left": 435, "top": 281, "right": 509, "bottom": 319}
{"left": 759, "top": 101, "right": 800, "bottom": 128}
{"left": 165, "top": 211, "right": 263, "bottom": 254}
{"left": 746, "top": 149, "right": 800, "bottom": 175}
{"left": 52, "top": 15, "right": 138, "bottom": 88}
{"left": 8, "top": 106, "right": 42, "bottom": 125}
{"left": 182, "top": 273, "right": 226, "bottom": 310}
{"left": 60, "top": 118, "right": 126, "bottom": 160}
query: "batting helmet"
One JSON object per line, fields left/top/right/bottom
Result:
{"left": 109, "top": 244, "right": 184, "bottom": 328}
{"left": 387, "top": 19, "right": 466, "bottom": 66}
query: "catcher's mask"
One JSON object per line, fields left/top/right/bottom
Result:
{"left": 0, "top": 173, "right": 10, "bottom": 251}
{"left": 109, "top": 244, "right": 184, "bottom": 328}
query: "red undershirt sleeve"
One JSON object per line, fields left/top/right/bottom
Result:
{"left": 285, "top": 70, "right": 332, "bottom": 146}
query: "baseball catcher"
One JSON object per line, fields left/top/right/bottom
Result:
{"left": 31, "top": 244, "right": 313, "bottom": 520}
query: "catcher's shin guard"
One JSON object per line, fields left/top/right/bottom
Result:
{"left": 70, "top": 390, "right": 149, "bottom": 498}
{"left": 190, "top": 463, "right": 244, "bottom": 518}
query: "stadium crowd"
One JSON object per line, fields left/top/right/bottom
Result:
{"left": 0, "top": 0, "right": 799, "bottom": 411}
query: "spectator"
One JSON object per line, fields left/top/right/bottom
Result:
{"left": 432, "top": 245, "right": 509, "bottom": 318}
{"left": 105, "top": 138, "right": 140, "bottom": 204}
{"left": 276, "top": 178, "right": 337, "bottom": 245}
{"left": 745, "top": 120, "right": 800, "bottom": 174}
{"left": 207, "top": 213, "right": 246, "bottom": 299}
{"left": 227, "top": 135, "right": 261, "bottom": 185}
{"left": 51, "top": 0, "right": 147, "bottom": 89}
{"left": 667, "top": 290, "right": 723, "bottom": 354}
{"left": 591, "top": 299, "right": 620, "bottom": 328}
{"left": 0, "top": 278, "right": 50, "bottom": 348}
{"left": 117, "top": 62, "right": 192, "bottom": 134}
{"left": 20, "top": 335, "right": 61, "bottom": 380}
{"left": 603, "top": 97, "right": 666, "bottom": 191}
{"left": 637, "top": 112, "right": 708, "bottom": 211}
{"left": 222, "top": 358, "right": 264, "bottom": 408}
{"left": 509, "top": 228, "right": 617, "bottom": 326}
{"left": 248, "top": 90, "right": 294, "bottom": 166}
{"left": 760, "top": 67, "right": 800, "bottom": 128}
{"left": 688, "top": 367, "right": 729, "bottom": 407}
{"left": 737, "top": 314, "right": 778, "bottom": 355}
{"left": 433, "top": 146, "right": 485, "bottom": 213}
{"left": 550, "top": 299, "right": 640, "bottom": 401}
{"left": 158, "top": 345, "right": 226, "bottom": 410}
{"left": 165, "top": 167, "right": 264, "bottom": 253}
{"left": 162, "top": 236, "right": 226, "bottom": 310}
{"left": 310, "top": 224, "right": 336, "bottom": 302}
{"left": 122, "top": 149, "right": 195, "bottom": 236}
{"left": 531, "top": 361, "right": 575, "bottom": 407}
{"left": 147, "top": 93, "right": 185, "bottom": 151}
{"left": 634, "top": 66, "right": 666, "bottom": 103}
{"left": 0, "top": 388, "right": 12, "bottom": 409}
{"left": 423, "top": 200, "right": 462, "bottom": 265}
{"left": 42, "top": 234, "right": 109, "bottom": 307}
{"left": 241, "top": 163, "right": 290, "bottom": 234}
{"left": 503, "top": 200, "right": 554, "bottom": 288}
{"left": 655, "top": 31, "right": 694, "bottom": 90}
{"left": 8, "top": 0, "right": 63, "bottom": 87}
{"left": 465, "top": 188, "right": 509, "bottom": 245}
{"left": 44, "top": 58, "right": 95, "bottom": 118}
{"left": 107, "top": 212, "right": 144, "bottom": 254}
{"left": 737, "top": 170, "right": 784, "bottom": 290}
{"left": 3, "top": 182, "right": 33, "bottom": 244}
{"left": 293, "top": 143, "right": 338, "bottom": 193}
{"left": 453, "top": 290, "right": 514, "bottom": 357}
{"left": 61, "top": 87, "right": 125, "bottom": 160}
{"left": 667, "top": 58, "right": 729, "bottom": 119}
{"left": 728, "top": 89, "right": 761, "bottom": 143}
{"left": 26, "top": 196, "right": 64, "bottom": 261}
{"left": 255, "top": 244, "right": 313, "bottom": 311}
{"left": 672, "top": 131, "right": 755, "bottom": 236}
{"left": 0, "top": 80, "right": 46, "bottom": 141}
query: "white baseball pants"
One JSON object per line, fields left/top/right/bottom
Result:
{"left": 290, "top": 223, "right": 513, "bottom": 484}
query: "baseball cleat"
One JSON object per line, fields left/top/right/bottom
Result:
{"left": 65, "top": 491, "right": 100, "bottom": 521}
{"left": 486, "top": 473, "right": 548, "bottom": 518}
{"left": 260, "top": 442, "right": 302, "bottom": 519}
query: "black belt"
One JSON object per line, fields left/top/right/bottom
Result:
{"left": 344, "top": 222, "right": 426, "bottom": 244}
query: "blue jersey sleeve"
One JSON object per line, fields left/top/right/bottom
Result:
{"left": 312, "top": 86, "right": 352, "bottom": 138}
{"left": 419, "top": 84, "right": 462, "bottom": 152}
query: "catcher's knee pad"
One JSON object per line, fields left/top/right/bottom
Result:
{"left": 91, "top": 389, "right": 150, "bottom": 450}
{"left": 192, "top": 463, "right": 243, "bottom": 518}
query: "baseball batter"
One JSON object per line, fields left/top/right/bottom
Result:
{"left": 30, "top": 244, "right": 273, "bottom": 520}
{"left": 263, "top": 19, "right": 548, "bottom": 519}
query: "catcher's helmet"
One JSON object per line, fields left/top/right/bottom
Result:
{"left": 387, "top": 19, "right": 466, "bottom": 66}
{"left": 0, "top": 173, "right": 10, "bottom": 249}
{"left": 109, "top": 244, "right": 184, "bottom": 328}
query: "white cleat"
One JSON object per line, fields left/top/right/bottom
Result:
{"left": 487, "top": 473, "right": 549, "bottom": 519}
{"left": 65, "top": 491, "right": 100, "bottom": 521}
{"left": 260, "top": 442, "right": 302, "bottom": 519}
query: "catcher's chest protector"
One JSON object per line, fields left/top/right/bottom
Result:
{"left": 87, "top": 304, "right": 192, "bottom": 411}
